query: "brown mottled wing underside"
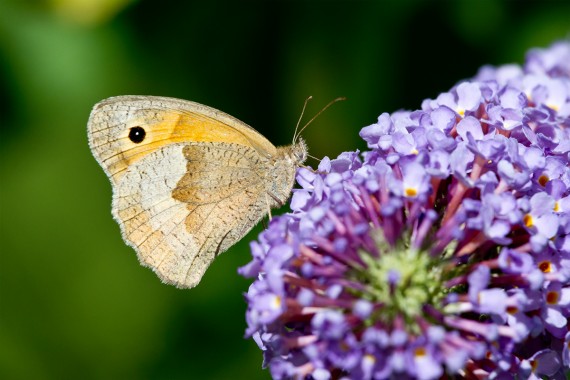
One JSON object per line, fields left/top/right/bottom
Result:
{"left": 113, "top": 141, "right": 273, "bottom": 288}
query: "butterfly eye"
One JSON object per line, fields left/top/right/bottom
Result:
{"left": 128, "top": 126, "right": 146, "bottom": 143}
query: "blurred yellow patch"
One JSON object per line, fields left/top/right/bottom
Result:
{"left": 50, "top": 0, "right": 135, "bottom": 26}
{"left": 405, "top": 187, "right": 418, "bottom": 197}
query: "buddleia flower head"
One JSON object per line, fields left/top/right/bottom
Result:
{"left": 240, "top": 41, "right": 570, "bottom": 379}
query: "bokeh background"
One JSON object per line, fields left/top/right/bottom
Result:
{"left": 1, "top": 0, "right": 569, "bottom": 379}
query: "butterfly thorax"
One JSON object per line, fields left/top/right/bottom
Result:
{"left": 266, "top": 138, "right": 308, "bottom": 206}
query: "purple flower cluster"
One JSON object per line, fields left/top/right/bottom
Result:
{"left": 240, "top": 41, "right": 570, "bottom": 379}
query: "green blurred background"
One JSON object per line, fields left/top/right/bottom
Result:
{"left": 0, "top": 0, "right": 569, "bottom": 379}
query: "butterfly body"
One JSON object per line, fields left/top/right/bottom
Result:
{"left": 88, "top": 96, "right": 307, "bottom": 288}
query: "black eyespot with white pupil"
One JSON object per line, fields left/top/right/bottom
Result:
{"left": 128, "top": 126, "right": 146, "bottom": 143}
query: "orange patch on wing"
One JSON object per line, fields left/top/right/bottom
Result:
{"left": 171, "top": 112, "right": 255, "bottom": 146}
{"left": 108, "top": 111, "right": 269, "bottom": 179}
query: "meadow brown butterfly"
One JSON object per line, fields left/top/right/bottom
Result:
{"left": 88, "top": 96, "right": 307, "bottom": 288}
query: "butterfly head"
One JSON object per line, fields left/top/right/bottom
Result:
{"left": 292, "top": 137, "right": 308, "bottom": 166}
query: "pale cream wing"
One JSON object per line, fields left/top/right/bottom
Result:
{"left": 113, "top": 141, "right": 272, "bottom": 288}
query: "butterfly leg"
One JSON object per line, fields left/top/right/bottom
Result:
{"left": 264, "top": 192, "right": 273, "bottom": 221}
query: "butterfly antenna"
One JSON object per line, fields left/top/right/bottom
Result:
{"left": 293, "top": 96, "right": 313, "bottom": 144}
{"left": 307, "top": 153, "right": 321, "bottom": 162}
{"left": 294, "top": 97, "right": 346, "bottom": 143}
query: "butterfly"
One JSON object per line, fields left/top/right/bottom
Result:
{"left": 87, "top": 96, "right": 307, "bottom": 288}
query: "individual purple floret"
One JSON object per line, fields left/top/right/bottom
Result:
{"left": 240, "top": 41, "right": 570, "bottom": 379}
